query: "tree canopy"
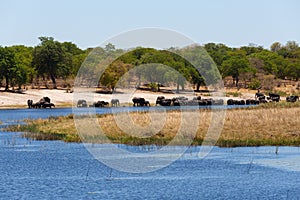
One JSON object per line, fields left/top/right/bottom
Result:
{"left": 1, "top": 37, "right": 300, "bottom": 91}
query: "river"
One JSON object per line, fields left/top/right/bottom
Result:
{"left": 0, "top": 108, "right": 300, "bottom": 199}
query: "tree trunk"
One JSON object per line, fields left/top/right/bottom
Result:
{"left": 50, "top": 74, "right": 57, "bottom": 89}
{"left": 176, "top": 83, "right": 179, "bottom": 93}
{"left": 5, "top": 75, "right": 9, "bottom": 91}
{"left": 196, "top": 83, "right": 200, "bottom": 91}
{"left": 235, "top": 77, "right": 239, "bottom": 87}
{"left": 181, "top": 84, "right": 185, "bottom": 91}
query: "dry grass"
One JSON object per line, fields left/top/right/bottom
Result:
{"left": 6, "top": 105, "right": 300, "bottom": 147}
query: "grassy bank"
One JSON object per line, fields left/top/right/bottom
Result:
{"left": 5, "top": 102, "right": 300, "bottom": 147}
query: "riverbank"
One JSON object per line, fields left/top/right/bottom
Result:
{"left": 0, "top": 89, "right": 74, "bottom": 109}
{"left": 0, "top": 88, "right": 258, "bottom": 109}
{"left": 6, "top": 102, "right": 300, "bottom": 147}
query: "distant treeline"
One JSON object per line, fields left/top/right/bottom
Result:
{"left": 0, "top": 37, "right": 300, "bottom": 91}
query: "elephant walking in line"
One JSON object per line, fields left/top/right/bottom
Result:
{"left": 111, "top": 99, "right": 120, "bottom": 107}
{"left": 132, "top": 97, "right": 150, "bottom": 107}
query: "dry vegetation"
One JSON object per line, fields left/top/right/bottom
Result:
{"left": 6, "top": 103, "right": 300, "bottom": 147}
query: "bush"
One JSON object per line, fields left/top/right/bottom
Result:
{"left": 248, "top": 79, "right": 261, "bottom": 90}
{"left": 149, "top": 82, "right": 158, "bottom": 92}
{"left": 226, "top": 91, "right": 241, "bottom": 97}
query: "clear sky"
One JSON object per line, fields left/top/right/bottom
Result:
{"left": 0, "top": 0, "right": 299, "bottom": 49}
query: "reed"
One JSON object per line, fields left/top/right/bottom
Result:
{"left": 5, "top": 104, "right": 300, "bottom": 147}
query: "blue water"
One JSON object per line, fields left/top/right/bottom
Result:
{"left": 1, "top": 108, "right": 300, "bottom": 199}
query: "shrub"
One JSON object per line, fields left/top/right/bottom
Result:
{"left": 226, "top": 91, "right": 241, "bottom": 97}
{"left": 149, "top": 82, "right": 158, "bottom": 92}
{"left": 248, "top": 79, "right": 261, "bottom": 90}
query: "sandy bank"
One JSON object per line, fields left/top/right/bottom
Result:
{"left": 0, "top": 88, "right": 256, "bottom": 109}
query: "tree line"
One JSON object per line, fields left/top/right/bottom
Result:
{"left": 1, "top": 36, "right": 300, "bottom": 91}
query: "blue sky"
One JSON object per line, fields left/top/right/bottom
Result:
{"left": 0, "top": 0, "right": 299, "bottom": 49}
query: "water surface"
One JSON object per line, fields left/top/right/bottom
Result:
{"left": 1, "top": 107, "right": 299, "bottom": 199}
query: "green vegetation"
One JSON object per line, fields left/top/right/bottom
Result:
{"left": 226, "top": 91, "right": 241, "bottom": 97}
{"left": 1, "top": 37, "right": 300, "bottom": 92}
{"left": 6, "top": 102, "right": 300, "bottom": 147}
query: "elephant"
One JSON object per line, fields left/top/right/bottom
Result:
{"left": 286, "top": 95, "right": 299, "bottom": 102}
{"left": 198, "top": 100, "right": 208, "bottom": 106}
{"left": 193, "top": 96, "right": 201, "bottom": 101}
{"left": 239, "top": 100, "right": 246, "bottom": 105}
{"left": 42, "top": 102, "right": 55, "bottom": 108}
{"left": 32, "top": 102, "right": 42, "bottom": 108}
{"left": 261, "top": 99, "right": 268, "bottom": 103}
{"left": 111, "top": 99, "right": 120, "bottom": 107}
{"left": 227, "top": 99, "right": 234, "bottom": 105}
{"left": 268, "top": 93, "right": 280, "bottom": 102}
{"left": 160, "top": 99, "right": 172, "bottom": 106}
{"left": 187, "top": 99, "right": 198, "bottom": 106}
{"left": 246, "top": 99, "right": 260, "bottom": 105}
{"left": 156, "top": 96, "right": 165, "bottom": 106}
{"left": 227, "top": 99, "right": 245, "bottom": 105}
{"left": 27, "top": 99, "right": 33, "bottom": 109}
{"left": 255, "top": 92, "right": 265, "bottom": 100}
{"left": 156, "top": 96, "right": 172, "bottom": 106}
{"left": 77, "top": 99, "right": 87, "bottom": 107}
{"left": 212, "top": 99, "right": 224, "bottom": 105}
{"left": 172, "top": 97, "right": 188, "bottom": 106}
{"left": 43, "top": 97, "right": 51, "bottom": 103}
{"left": 93, "top": 101, "right": 109, "bottom": 107}
{"left": 188, "top": 96, "right": 202, "bottom": 106}
{"left": 132, "top": 97, "right": 150, "bottom": 107}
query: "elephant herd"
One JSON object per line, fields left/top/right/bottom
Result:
{"left": 156, "top": 96, "right": 224, "bottom": 106}
{"left": 76, "top": 99, "right": 120, "bottom": 108}
{"left": 28, "top": 92, "right": 299, "bottom": 109}
{"left": 227, "top": 92, "right": 299, "bottom": 106}
{"left": 27, "top": 97, "right": 55, "bottom": 109}
{"left": 74, "top": 93, "right": 300, "bottom": 109}
{"left": 227, "top": 92, "right": 280, "bottom": 106}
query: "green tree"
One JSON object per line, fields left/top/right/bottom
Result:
{"left": 8, "top": 45, "right": 35, "bottom": 89}
{"left": 204, "top": 43, "right": 231, "bottom": 68}
{"left": 61, "top": 42, "right": 86, "bottom": 77}
{"left": 250, "top": 50, "right": 287, "bottom": 78}
{"left": 32, "top": 37, "right": 68, "bottom": 88}
{"left": 0, "top": 46, "right": 17, "bottom": 91}
{"left": 270, "top": 42, "right": 282, "bottom": 53}
{"left": 221, "top": 50, "right": 251, "bottom": 87}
